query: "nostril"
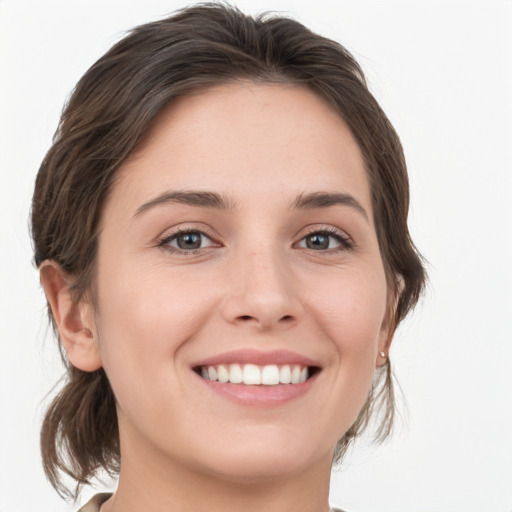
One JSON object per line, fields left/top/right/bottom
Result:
{"left": 231, "top": 312, "right": 297, "bottom": 327}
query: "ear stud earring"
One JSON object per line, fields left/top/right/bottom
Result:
{"left": 379, "top": 351, "right": 386, "bottom": 358}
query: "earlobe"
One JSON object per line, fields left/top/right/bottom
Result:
{"left": 377, "top": 282, "right": 401, "bottom": 366}
{"left": 39, "top": 261, "right": 103, "bottom": 372}
{"left": 377, "top": 332, "right": 393, "bottom": 367}
{"left": 377, "top": 313, "right": 395, "bottom": 367}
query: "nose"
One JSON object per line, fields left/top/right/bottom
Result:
{"left": 221, "top": 248, "right": 303, "bottom": 331}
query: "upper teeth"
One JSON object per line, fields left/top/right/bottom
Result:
{"left": 200, "top": 364, "right": 309, "bottom": 385}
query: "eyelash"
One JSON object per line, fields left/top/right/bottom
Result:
{"left": 158, "top": 228, "right": 219, "bottom": 255}
{"left": 157, "top": 226, "right": 354, "bottom": 255}
{"left": 296, "top": 226, "right": 354, "bottom": 253}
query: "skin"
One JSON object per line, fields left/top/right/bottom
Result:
{"left": 41, "top": 83, "right": 392, "bottom": 512}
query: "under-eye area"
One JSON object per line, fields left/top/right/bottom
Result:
{"left": 194, "top": 364, "right": 322, "bottom": 385}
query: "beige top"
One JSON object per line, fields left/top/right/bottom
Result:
{"left": 77, "top": 493, "right": 346, "bottom": 512}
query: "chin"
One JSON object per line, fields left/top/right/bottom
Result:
{"left": 191, "top": 430, "right": 333, "bottom": 484}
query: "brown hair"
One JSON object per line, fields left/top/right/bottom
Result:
{"left": 31, "top": 2, "right": 426, "bottom": 498}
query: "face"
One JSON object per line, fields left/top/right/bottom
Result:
{"left": 87, "top": 83, "right": 390, "bottom": 483}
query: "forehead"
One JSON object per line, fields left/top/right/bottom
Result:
{"left": 107, "top": 82, "right": 372, "bottom": 220}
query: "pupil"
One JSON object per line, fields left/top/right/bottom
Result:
{"left": 306, "top": 234, "right": 329, "bottom": 250}
{"left": 177, "top": 233, "right": 201, "bottom": 249}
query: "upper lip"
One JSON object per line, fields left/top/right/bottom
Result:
{"left": 192, "top": 349, "right": 321, "bottom": 368}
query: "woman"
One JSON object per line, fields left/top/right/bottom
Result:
{"left": 31, "top": 3, "right": 425, "bottom": 511}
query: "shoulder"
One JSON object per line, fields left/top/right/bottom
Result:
{"left": 76, "top": 493, "right": 112, "bottom": 512}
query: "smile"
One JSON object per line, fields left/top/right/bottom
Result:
{"left": 191, "top": 350, "right": 321, "bottom": 405}
{"left": 197, "top": 364, "right": 315, "bottom": 385}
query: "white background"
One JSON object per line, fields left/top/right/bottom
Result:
{"left": 1, "top": 1, "right": 511, "bottom": 511}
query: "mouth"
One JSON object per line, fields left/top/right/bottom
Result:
{"left": 191, "top": 350, "right": 322, "bottom": 405}
{"left": 193, "top": 363, "right": 321, "bottom": 386}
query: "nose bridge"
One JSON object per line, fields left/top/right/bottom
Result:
{"left": 222, "top": 239, "right": 301, "bottom": 330}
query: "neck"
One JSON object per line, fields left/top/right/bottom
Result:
{"left": 101, "top": 429, "right": 333, "bottom": 512}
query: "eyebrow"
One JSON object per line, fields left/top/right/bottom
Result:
{"left": 134, "top": 190, "right": 234, "bottom": 217}
{"left": 291, "top": 192, "right": 369, "bottom": 222}
{"left": 134, "top": 189, "right": 369, "bottom": 222}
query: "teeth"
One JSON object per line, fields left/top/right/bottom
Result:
{"left": 279, "top": 365, "right": 292, "bottom": 384}
{"left": 261, "top": 365, "right": 280, "bottom": 385}
{"left": 208, "top": 366, "right": 217, "bottom": 381}
{"left": 200, "top": 363, "right": 310, "bottom": 385}
{"left": 217, "top": 365, "right": 229, "bottom": 383}
{"left": 243, "top": 364, "right": 261, "bottom": 385}
{"left": 291, "top": 365, "right": 301, "bottom": 384}
{"left": 229, "top": 364, "right": 243, "bottom": 384}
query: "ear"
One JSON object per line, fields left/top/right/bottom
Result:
{"left": 39, "top": 260, "right": 102, "bottom": 372}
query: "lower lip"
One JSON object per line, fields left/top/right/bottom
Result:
{"left": 196, "top": 373, "right": 318, "bottom": 406}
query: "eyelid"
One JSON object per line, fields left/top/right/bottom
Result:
{"left": 294, "top": 225, "right": 354, "bottom": 251}
{"left": 157, "top": 225, "right": 221, "bottom": 253}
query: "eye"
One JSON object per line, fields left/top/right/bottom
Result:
{"left": 159, "top": 230, "right": 217, "bottom": 253}
{"left": 296, "top": 229, "right": 353, "bottom": 251}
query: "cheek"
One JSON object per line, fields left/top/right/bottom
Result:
{"left": 91, "top": 272, "right": 213, "bottom": 430}
{"left": 309, "top": 267, "right": 388, "bottom": 352}
{"left": 305, "top": 267, "right": 387, "bottom": 419}
{"left": 92, "top": 261, "right": 216, "bottom": 383}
